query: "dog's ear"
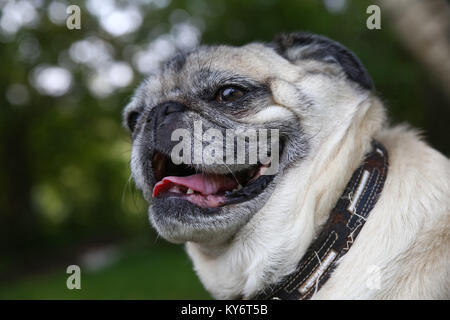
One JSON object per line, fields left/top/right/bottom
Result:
{"left": 271, "top": 32, "right": 373, "bottom": 90}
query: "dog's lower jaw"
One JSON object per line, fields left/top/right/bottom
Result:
{"left": 185, "top": 97, "right": 385, "bottom": 299}
{"left": 185, "top": 154, "right": 350, "bottom": 299}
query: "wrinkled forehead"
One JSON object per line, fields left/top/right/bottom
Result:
{"left": 181, "top": 44, "right": 290, "bottom": 80}
{"left": 129, "top": 43, "right": 303, "bottom": 108}
{"left": 155, "top": 43, "right": 297, "bottom": 85}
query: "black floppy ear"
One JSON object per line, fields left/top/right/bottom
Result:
{"left": 271, "top": 32, "right": 373, "bottom": 90}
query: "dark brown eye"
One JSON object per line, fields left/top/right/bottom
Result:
{"left": 127, "top": 111, "right": 140, "bottom": 132}
{"left": 217, "top": 86, "right": 245, "bottom": 102}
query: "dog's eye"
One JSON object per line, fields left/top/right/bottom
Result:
{"left": 216, "top": 86, "right": 245, "bottom": 102}
{"left": 127, "top": 111, "right": 140, "bottom": 132}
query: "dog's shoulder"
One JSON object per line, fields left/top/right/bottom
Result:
{"left": 314, "top": 124, "right": 449, "bottom": 299}
{"left": 376, "top": 123, "right": 449, "bottom": 225}
{"left": 373, "top": 124, "right": 450, "bottom": 298}
{"left": 381, "top": 123, "right": 450, "bottom": 202}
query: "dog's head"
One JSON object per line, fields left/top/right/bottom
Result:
{"left": 123, "top": 32, "right": 373, "bottom": 244}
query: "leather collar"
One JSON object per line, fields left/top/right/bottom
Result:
{"left": 251, "top": 140, "right": 389, "bottom": 300}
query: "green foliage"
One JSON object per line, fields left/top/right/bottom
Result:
{"left": 0, "top": 244, "right": 210, "bottom": 299}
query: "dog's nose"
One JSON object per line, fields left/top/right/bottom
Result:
{"left": 151, "top": 101, "right": 187, "bottom": 152}
{"left": 153, "top": 101, "right": 186, "bottom": 125}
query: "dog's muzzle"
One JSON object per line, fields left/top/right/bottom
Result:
{"left": 144, "top": 101, "right": 278, "bottom": 208}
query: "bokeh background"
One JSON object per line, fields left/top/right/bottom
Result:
{"left": 0, "top": 0, "right": 449, "bottom": 299}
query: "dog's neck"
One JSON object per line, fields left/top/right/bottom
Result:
{"left": 186, "top": 96, "right": 386, "bottom": 299}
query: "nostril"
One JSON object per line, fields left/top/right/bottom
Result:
{"left": 153, "top": 101, "right": 186, "bottom": 126}
{"left": 163, "top": 101, "right": 186, "bottom": 115}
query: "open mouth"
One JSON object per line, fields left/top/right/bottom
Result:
{"left": 151, "top": 151, "right": 276, "bottom": 208}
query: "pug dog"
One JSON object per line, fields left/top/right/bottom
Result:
{"left": 123, "top": 32, "right": 450, "bottom": 299}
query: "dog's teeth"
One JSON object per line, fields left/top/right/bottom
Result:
{"left": 186, "top": 188, "right": 194, "bottom": 194}
{"left": 259, "top": 165, "right": 269, "bottom": 175}
{"left": 231, "top": 185, "right": 243, "bottom": 192}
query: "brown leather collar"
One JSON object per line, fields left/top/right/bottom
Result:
{"left": 251, "top": 140, "right": 389, "bottom": 300}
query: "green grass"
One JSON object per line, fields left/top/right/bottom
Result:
{"left": 0, "top": 245, "right": 211, "bottom": 299}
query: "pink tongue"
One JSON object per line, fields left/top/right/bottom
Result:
{"left": 152, "top": 173, "right": 238, "bottom": 198}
